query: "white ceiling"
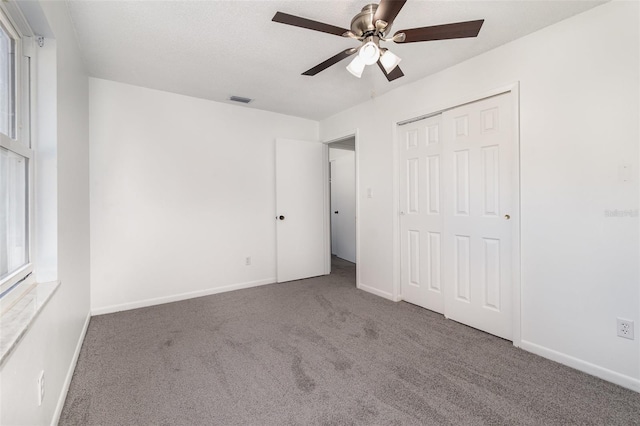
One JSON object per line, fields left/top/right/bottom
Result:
{"left": 66, "top": 0, "right": 606, "bottom": 120}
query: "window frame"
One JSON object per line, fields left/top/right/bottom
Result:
{"left": 0, "top": 4, "right": 35, "bottom": 312}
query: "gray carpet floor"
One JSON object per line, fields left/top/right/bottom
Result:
{"left": 61, "top": 257, "right": 640, "bottom": 425}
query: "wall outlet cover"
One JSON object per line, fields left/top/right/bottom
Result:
{"left": 617, "top": 318, "right": 634, "bottom": 340}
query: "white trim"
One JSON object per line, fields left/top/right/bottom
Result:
{"left": 0, "top": 0, "right": 33, "bottom": 38}
{"left": 392, "top": 82, "right": 522, "bottom": 345}
{"left": 91, "top": 278, "right": 276, "bottom": 316}
{"left": 520, "top": 340, "right": 640, "bottom": 393}
{"left": 357, "top": 282, "right": 394, "bottom": 301}
{"left": 354, "top": 129, "right": 360, "bottom": 288}
{"left": 509, "top": 83, "right": 522, "bottom": 347}
{"left": 51, "top": 312, "right": 90, "bottom": 426}
{"left": 322, "top": 142, "right": 331, "bottom": 275}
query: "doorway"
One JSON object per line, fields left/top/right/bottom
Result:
{"left": 328, "top": 137, "right": 357, "bottom": 271}
{"left": 397, "top": 90, "right": 520, "bottom": 341}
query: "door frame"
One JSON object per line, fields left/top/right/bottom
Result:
{"left": 392, "top": 83, "right": 522, "bottom": 347}
{"left": 323, "top": 129, "right": 360, "bottom": 286}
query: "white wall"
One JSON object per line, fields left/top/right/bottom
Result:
{"left": 90, "top": 79, "right": 319, "bottom": 313}
{"left": 320, "top": 1, "right": 639, "bottom": 390}
{"left": 0, "top": 1, "right": 91, "bottom": 424}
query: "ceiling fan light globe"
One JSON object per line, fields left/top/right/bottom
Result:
{"left": 346, "top": 55, "right": 366, "bottom": 78}
{"left": 380, "top": 49, "right": 402, "bottom": 73}
{"left": 358, "top": 41, "right": 380, "bottom": 66}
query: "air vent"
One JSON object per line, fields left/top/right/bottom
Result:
{"left": 229, "top": 96, "right": 253, "bottom": 104}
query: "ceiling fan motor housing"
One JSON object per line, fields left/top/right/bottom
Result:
{"left": 351, "top": 4, "right": 389, "bottom": 37}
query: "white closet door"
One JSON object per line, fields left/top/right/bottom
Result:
{"left": 398, "top": 115, "right": 444, "bottom": 314}
{"left": 442, "top": 93, "right": 513, "bottom": 340}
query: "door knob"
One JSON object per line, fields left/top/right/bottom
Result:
{"left": 504, "top": 214, "right": 511, "bottom": 220}
{"left": 334, "top": 211, "right": 339, "bottom": 214}
{"left": 279, "top": 215, "right": 285, "bottom": 220}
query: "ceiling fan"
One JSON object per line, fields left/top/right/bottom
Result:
{"left": 272, "top": 0, "right": 484, "bottom": 81}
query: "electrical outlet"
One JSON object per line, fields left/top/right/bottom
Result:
{"left": 245, "top": 257, "right": 251, "bottom": 266}
{"left": 617, "top": 318, "right": 634, "bottom": 340}
{"left": 37, "top": 370, "right": 45, "bottom": 406}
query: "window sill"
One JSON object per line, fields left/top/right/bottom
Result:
{"left": 0, "top": 280, "right": 60, "bottom": 367}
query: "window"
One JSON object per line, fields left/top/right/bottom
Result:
{"left": 0, "top": 6, "right": 33, "bottom": 311}
{"left": 0, "top": 147, "right": 28, "bottom": 280}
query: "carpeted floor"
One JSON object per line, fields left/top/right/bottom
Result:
{"left": 60, "top": 257, "right": 640, "bottom": 425}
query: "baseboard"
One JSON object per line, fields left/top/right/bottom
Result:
{"left": 51, "top": 311, "right": 91, "bottom": 426}
{"left": 520, "top": 340, "right": 640, "bottom": 393}
{"left": 91, "top": 278, "right": 276, "bottom": 316}
{"left": 357, "top": 282, "right": 394, "bottom": 301}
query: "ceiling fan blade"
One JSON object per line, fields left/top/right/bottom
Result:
{"left": 373, "top": 0, "right": 407, "bottom": 26}
{"left": 303, "top": 49, "right": 357, "bottom": 76}
{"left": 377, "top": 60, "right": 404, "bottom": 82}
{"left": 394, "top": 19, "right": 484, "bottom": 43}
{"left": 272, "top": 12, "right": 349, "bottom": 37}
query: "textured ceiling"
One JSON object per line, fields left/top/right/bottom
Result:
{"left": 66, "top": 0, "right": 606, "bottom": 120}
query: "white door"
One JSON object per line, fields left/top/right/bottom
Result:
{"left": 398, "top": 114, "right": 444, "bottom": 313}
{"left": 442, "top": 93, "right": 513, "bottom": 340}
{"left": 275, "top": 138, "right": 327, "bottom": 283}
{"left": 398, "top": 92, "right": 515, "bottom": 340}
{"left": 330, "top": 152, "right": 356, "bottom": 263}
